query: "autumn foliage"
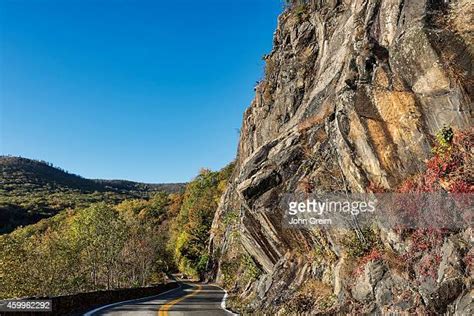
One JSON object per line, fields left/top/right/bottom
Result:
{"left": 398, "top": 127, "right": 473, "bottom": 281}
{"left": 0, "top": 163, "right": 234, "bottom": 299}
{"left": 398, "top": 127, "right": 473, "bottom": 194}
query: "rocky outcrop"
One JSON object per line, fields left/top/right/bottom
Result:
{"left": 209, "top": 0, "right": 472, "bottom": 314}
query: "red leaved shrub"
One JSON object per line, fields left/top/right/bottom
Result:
{"left": 399, "top": 127, "right": 473, "bottom": 193}
{"left": 394, "top": 128, "right": 472, "bottom": 279}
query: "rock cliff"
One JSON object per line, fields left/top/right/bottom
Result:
{"left": 209, "top": 0, "right": 473, "bottom": 314}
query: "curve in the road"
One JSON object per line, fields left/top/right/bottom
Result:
{"left": 83, "top": 284, "right": 182, "bottom": 316}
{"left": 157, "top": 284, "right": 202, "bottom": 316}
{"left": 83, "top": 283, "right": 236, "bottom": 315}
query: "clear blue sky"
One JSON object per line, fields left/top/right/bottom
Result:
{"left": 0, "top": 0, "right": 283, "bottom": 183}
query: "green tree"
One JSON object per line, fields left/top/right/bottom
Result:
{"left": 69, "top": 203, "right": 126, "bottom": 290}
{"left": 170, "top": 163, "right": 234, "bottom": 278}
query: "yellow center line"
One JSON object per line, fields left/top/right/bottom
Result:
{"left": 157, "top": 284, "right": 203, "bottom": 316}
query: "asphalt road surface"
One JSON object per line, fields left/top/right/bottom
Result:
{"left": 84, "top": 282, "right": 235, "bottom": 316}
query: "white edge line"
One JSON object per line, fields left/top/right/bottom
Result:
{"left": 213, "top": 285, "right": 238, "bottom": 316}
{"left": 82, "top": 283, "right": 182, "bottom": 316}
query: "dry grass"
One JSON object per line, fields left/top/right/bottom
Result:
{"left": 287, "top": 279, "right": 337, "bottom": 314}
{"left": 265, "top": 58, "right": 276, "bottom": 78}
{"left": 381, "top": 249, "right": 407, "bottom": 275}
{"left": 261, "top": 81, "right": 274, "bottom": 104}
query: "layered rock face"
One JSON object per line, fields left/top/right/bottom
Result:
{"left": 209, "top": 0, "right": 473, "bottom": 314}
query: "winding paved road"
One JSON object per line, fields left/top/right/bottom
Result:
{"left": 84, "top": 282, "right": 235, "bottom": 316}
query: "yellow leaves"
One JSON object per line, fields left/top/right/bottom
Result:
{"left": 116, "top": 199, "right": 148, "bottom": 215}
{"left": 166, "top": 163, "right": 235, "bottom": 278}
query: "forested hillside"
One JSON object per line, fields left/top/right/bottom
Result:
{"left": 1, "top": 0, "right": 472, "bottom": 313}
{"left": 0, "top": 156, "right": 184, "bottom": 233}
{"left": 0, "top": 161, "right": 233, "bottom": 299}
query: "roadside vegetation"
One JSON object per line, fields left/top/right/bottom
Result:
{"left": 0, "top": 161, "right": 233, "bottom": 299}
{"left": 167, "top": 163, "right": 234, "bottom": 279}
{"left": 0, "top": 197, "right": 172, "bottom": 298}
{"left": 343, "top": 127, "right": 473, "bottom": 277}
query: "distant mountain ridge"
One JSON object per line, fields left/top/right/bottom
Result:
{"left": 1, "top": 156, "right": 184, "bottom": 194}
{"left": 0, "top": 156, "right": 185, "bottom": 233}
